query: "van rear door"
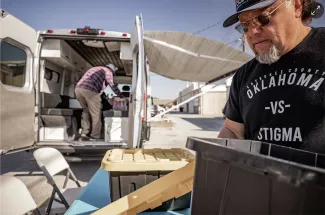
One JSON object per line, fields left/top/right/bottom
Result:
{"left": 0, "top": 9, "right": 37, "bottom": 154}
{"left": 128, "top": 15, "right": 145, "bottom": 148}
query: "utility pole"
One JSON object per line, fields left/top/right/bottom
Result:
{"left": 241, "top": 34, "right": 246, "bottom": 52}
{"left": 235, "top": 23, "right": 246, "bottom": 52}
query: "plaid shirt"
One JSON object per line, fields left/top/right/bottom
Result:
{"left": 76, "top": 66, "right": 123, "bottom": 97}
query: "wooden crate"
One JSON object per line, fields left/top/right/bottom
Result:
{"left": 101, "top": 148, "right": 195, "bottom": 172}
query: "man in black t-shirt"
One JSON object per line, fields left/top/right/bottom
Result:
{"left": 219, "top": 0, "right": 325, "bottom": 153}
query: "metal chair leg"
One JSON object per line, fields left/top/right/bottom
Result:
{"left": 69, "top": 168, "right": 81, "bottom": 187}
{"left": 46, "top": 189, "right": 55, "bottom": 215}
{"left": 34, "top": 208, "right": 42, "bottom": 215}
{"left": 53, "top": 183, "right": 70, "bottom": 209}
{"left": 63, "top": 170, "right": 70, "bottom": 189}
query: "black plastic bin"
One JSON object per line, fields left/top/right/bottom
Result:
{"left": 186, "top": 137, "right": 325, "bottom": 215}
{"left": 109, "top": 171, "right": 191, "bottom": 212}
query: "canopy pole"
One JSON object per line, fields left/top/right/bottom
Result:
{"left": 148, "top": 78, "right": 226, "bottom": 121}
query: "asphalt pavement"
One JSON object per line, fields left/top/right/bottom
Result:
{"left": 144, "top": 113, "right": 224, "bottom": 149}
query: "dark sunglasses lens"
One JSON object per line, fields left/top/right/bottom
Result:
{"left": 257, "top": 14, "right": 270, "bottom": 26}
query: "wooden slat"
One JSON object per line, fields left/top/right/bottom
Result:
{"left": 110, "top": 51, "right": 123, "bottom": 69}
{"left": 66, "top": 41, "right": 96, "bottom": 67}
{"left": 93, "top": 47, "right": 110, "bottom": 66}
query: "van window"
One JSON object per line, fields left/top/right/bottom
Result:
{"left": 0, "top": 41, "right": 27, "bottom": 87}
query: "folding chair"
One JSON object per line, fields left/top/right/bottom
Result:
{"left": 33, "top": 147, "right": 84, "bottom": 215}
{"left": 0, "top": 175, "right": 41, "bottom": 215}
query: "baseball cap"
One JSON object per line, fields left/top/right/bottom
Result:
{"left": 223, "top": 0, "right": 278, "bottom": 27}
{"left": 106, "top": 63, "right": 118, "bottom": 72}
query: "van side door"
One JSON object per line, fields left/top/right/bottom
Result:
{"left": 0, "top": 9, "right": 37, "bottom": 154}
{"left": 128, "top": 15, "right": 145, "bottom": 148}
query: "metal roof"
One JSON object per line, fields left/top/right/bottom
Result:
{"left": 65, "top": 40, "right": 128, "bottom": 76}
{"left": 144, "top": 31, "right": 254, "bottom": 82}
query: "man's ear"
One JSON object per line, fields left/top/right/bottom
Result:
{"left": 294, "top": 0, "right": 304, "bottom": 18}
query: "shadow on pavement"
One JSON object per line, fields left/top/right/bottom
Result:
{"left": 1, "top": 151, "right": 101, "bottom": 181}
{"left": 181, "top": 117, "right": 224, "bottom": 131}
{"left": 1, "top": 151, "right": 103, "bottom": 215}
{"left": 0, "top": 151, "right": 39, "bottom": 175}
{"left": 69, "top": 161, "right": 101, "bottom": 182}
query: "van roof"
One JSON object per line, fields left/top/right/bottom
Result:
{"left": 39, "top": 27, "right": 130, "bottom": 39}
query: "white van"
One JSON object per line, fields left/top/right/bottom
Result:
{"left": 0, "top": 9, "right": 152, "bottom": 156}
{"left": 0, "top": 9, "right": 253, "bottom": 158}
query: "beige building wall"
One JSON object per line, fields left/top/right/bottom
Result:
{"left": 179, "top": 84, "right": 194, "bottom": 113}
{"left": 177, "top": 82, "right": 229, "bottom": 115}
{"left": 200, "top": 92, "right": 227, "bottom": 117}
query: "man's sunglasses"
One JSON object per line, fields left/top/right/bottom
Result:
{"left": 238, "top": 0, "right": 287, "bottom": 33}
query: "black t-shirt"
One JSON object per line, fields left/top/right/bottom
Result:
{"left": 223, "top": 27, "right": 325, "bottom": 154}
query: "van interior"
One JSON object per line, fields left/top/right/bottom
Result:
{"left": 38, "top": 37, "right": 134, "bottom": 146}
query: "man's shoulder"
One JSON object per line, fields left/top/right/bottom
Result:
{"left": 233, "top": 58, "right": 257, "bottom": 80}
{"left": 86, "top": 66, "right": 109, "bottom": 75}
{"left": 315, "top": 26, "right": 325, "bottom": 33}
{"left": 311, "top": 27, "right": 325, "bottom": 39}
{"left": 100, "top": 66, "right": 113, "bottom": 74}
{"left": 85, "top": 66, "right": 101, "bottom": 73}
{"left": 302, "top": 27, "right": 325, "bottom": 55}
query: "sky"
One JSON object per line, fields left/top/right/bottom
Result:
{"left": 2, "top": 0, "right": 324, "bottom": 99}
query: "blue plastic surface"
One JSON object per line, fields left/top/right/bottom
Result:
{"left": 64, "top": 168, "right": 190, "bottom": 215}
{"left": 64, "top": 169, "right": 111, "bottom": 215}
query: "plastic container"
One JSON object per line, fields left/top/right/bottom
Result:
{"left": 112, "top": 97, "right": 128, "bottom": 111}
{"left": 104, "top": 117, "right": 128, "bottom": 142}
{"left": 186, "top": 137, "right": 325, "bottom": 215}
{"left": 103, "top": 110, "right": 128, "bottom": 117}
{"left": 100, "top": 148, "right": 195, "bottom": 211}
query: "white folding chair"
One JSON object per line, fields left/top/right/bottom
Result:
{"left": 33, "top": 147, "right": 84, "bottom": 215}
{"left": 0, "top": 175, "right": 41, "bottom": 215}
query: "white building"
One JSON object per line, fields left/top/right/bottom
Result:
{"left": 178, "top": 77, "right": 233, "bottom": 117}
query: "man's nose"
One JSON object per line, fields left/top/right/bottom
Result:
{"left": 247, "top": 24, "right": 262, "bottom": 36}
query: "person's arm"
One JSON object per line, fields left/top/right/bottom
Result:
{"left": 110, "top": 83, "right": 124, "bottom": 98}
{"left": 218, "top": 118, "right": 245, "bottom": 139}
{"left": 104, "top": 70, "right": 123, "bottom": 97}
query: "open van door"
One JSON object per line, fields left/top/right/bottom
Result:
{"left": 0, "top": 9, "right": 37, "bottom": 154}
{"left": 128, "top": 15, "right": 145, "bottom": 148}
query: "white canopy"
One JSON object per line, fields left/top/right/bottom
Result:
{"left": 144, "top": 31, "right": 254, "bottom": 82}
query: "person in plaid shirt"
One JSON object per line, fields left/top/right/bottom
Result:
{"left": 75, "top": 63, "right": 123, "bottom": 140}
